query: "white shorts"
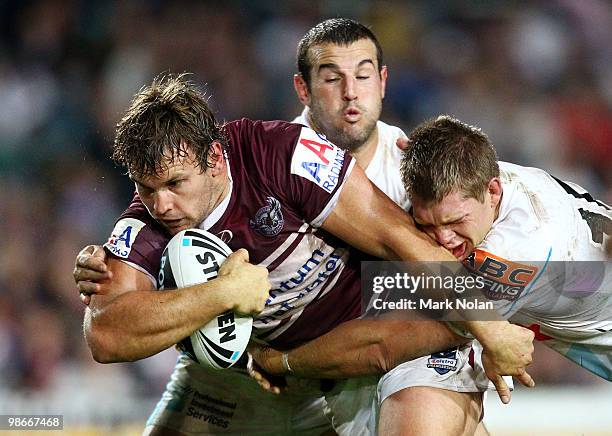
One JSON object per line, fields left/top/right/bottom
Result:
{"left": 146, "top": 354, "right": 332, "bottom": 435}
{"left": 323, "top": 342, "right": 509, "bottom": 436}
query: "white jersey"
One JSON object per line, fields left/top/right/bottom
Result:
{"left": 293, "top": 108, "right": 411, "bottom": 210}
{"left": 464, "top": 161, "right": 612, "bottom": 379}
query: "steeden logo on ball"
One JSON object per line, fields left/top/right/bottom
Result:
{"left": 158, "top": 229, "right": 253, "bottom": 369}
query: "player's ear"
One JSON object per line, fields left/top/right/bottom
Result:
{"left": 294, "top": 74, "right": 311, "bottom": 106}
{"left": 207, "top": 142, "right": 225, "bottom": 175}
{"left": 379, "top": 65, "right": 388, "bottom": 99}
{"left": 487, "top": 177, "right": 502, "bottom": 208}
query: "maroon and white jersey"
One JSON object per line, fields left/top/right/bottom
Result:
{"left": 104, "top": 119, "right": 361, "bottom": 349}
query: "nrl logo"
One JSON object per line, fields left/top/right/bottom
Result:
{"left": 250, "top": 197, "right": 284, "bottom": 237}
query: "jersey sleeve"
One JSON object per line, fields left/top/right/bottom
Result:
{"left": 228, "top": 119, "right": 356, "bottom": 227}
{"left": 103, "top": 194, "right": 170, "bottom": 284}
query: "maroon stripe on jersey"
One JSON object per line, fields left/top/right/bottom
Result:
{"left": 256, "top": 317, "right": 292, "bottom": 340}
{"left": 311, "top": 259, "right": 344, "bottom": 302}
{"left": 266, "top": 228, "right": 313, "bottom": 272}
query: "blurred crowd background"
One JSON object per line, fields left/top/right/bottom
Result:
{"left": 0, "top": 0, "right": 610, "bottom": 431}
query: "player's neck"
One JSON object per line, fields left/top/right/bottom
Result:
{"left": 349, "top": 128, "right": 379, "bottom": 171}
{"left": 210, "top": 164, "right": 232, "bottom": 213}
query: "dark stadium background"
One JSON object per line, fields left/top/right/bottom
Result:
{"left": 0, "top": 1, "right": 610, "bottom": 434}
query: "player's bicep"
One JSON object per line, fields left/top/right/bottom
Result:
{"left": 90, "top": 257, "right": 156, "bottom": 308}
{"left": 321, "top": 164, "right": 436, "bottom": 260}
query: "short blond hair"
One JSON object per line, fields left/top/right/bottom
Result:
{"left": 401, "top": 115, "right": 499, "bottom": 203}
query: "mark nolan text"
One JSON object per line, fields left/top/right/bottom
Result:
{"left": 371, "top": 298, "right": 493, "bottom": 311}
{"left": 420, "top": 298, "right": 493, "bottom": 311}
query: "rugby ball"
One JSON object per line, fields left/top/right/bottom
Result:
{"left": 158, "top": 229, "right": 253, "bottom": 369}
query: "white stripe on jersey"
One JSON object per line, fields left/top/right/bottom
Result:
{"left": 259, "top": 222, "right": 311, "bottom": 268}
{"left": 311, "top": 159, "right": 356, "bottom": 228}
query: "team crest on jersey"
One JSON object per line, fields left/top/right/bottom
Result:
{"left": 463, "top": 249, "right": 538, "bottom": 302}
{"left": 250, "top": 197, "right": 284, "bottom": 237}
{"left": 427, "top": 348, "right": 459, "bottom": 375}
{"left": 104, "top": 218, "right": 146, "bottom": 258}
{"left": 291, "top": 127, "right": 345, "bottom": 194}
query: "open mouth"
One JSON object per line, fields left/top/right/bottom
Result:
{"left": 451, "top": 242, "right": 467, "bottom": 259}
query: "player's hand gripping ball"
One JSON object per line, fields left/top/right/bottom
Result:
{"left": 158, "top": 229, "right": 253, "bottom": 369}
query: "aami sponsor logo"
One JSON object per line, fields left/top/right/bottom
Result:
{"left": 291, "top": 127, "right": 346, "bottom": 193}
{"left": 260, "top": 248, "right": 344, "bottom": 323}
{"left": 104, "top": 218, "right": 145, "bottom": 258}
{"left": 463, "top": 249, "right": 538, "bottom": 301}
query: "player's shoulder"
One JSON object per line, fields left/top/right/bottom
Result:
{"left": 479, "top": 163, "right": 560, "bottom": 262}
{"left": 499, "top": 162, "right": 557, "bottom": 188}
{"left": 224, "top": 118, "right": 307, "bottom": 164}
{"left": 376, "top": 120, "right": 407, "bottom": 154}
{"left": 226, "top": 117, "right": 344, "bottom": 168}
{"left": 225, "top": 118, "right": 302, "bottom": 143}
{"left": 377, "top": 119, "right": 407, "bottom": 137}
{"left": 104, "top": 195, "right": 170, "bottom": 277}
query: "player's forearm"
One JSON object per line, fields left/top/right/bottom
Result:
{"left": 257, "top": 319, "right": 466, "bottom": 378}
{"left": 85, "top": 279, "right": 233, "bottom": 363}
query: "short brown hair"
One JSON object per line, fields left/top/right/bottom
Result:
{"left": 297, "top": 18, "right": 383, "bottom": 88}
{"left": 112, "top": 73, "right": 227, "bottom": 179}
{"left": 401, "top": 115, "right": 499, "bottom": 203}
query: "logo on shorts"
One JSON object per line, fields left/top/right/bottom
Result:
{"left": 250, "top": 197, "right": 284, "bottom": 237}
{"left": 427, "top": 348, "right": 458, "bottom": 375}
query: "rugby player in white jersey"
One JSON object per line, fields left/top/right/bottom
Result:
{"left": 282, "top": 19, "right": 497, "bottom": 435}
{"left": 404, "top": 116, "right": 611, "bottom": 379}
{"left": 74, "top": 21, "right": 533, "bottom": 436}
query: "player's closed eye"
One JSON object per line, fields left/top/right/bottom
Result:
{"left": 137, "top": 184, "right": 153, "bottom": 196}
{"left": 168, "top": 180, "right": 184, "bottom": 189}
{"left": 417, "top": 223, "right": 435, "bottom": 234}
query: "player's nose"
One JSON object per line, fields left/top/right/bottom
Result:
{"left": 433, "top": 227, "right": 455, "bottom": 246}
{"left": 343, "top": 77, "right": 357, "bottom": 101}
{"left": 153, "top": 191, "right": 173, "bottom": 216}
